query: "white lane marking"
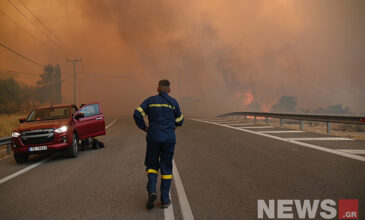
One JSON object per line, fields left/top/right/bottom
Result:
{"left": 106, "top": 118, "right": 117, "bottom": 129}
{"left": 190, "top": 119, "right": 365, "bottom": 162}
{"left": 260, "top": 130, "right": 305, "bottom": 133}
{"left": 287, "top": 137, "right": 353, "bottom": 141}
{"left": 172, "top": 159, "right": 194, "bottom": 220}
{"left": 237, "top": 126, "right": 273, "bottom": 129}
{"left": 208, "top": 119, "right": 231, "bottom": 122}
{"left": 0, "top": 119, "right": 117, "bottom": 185}
{"left": 215, "top": 121, "right": 242, "bottom": 124}
{"left": 164, "top": 191, "right": 175, "bottom": 220}
{"left": 0, "top": 153, "right": 60, "bottom": 185}
{"left": 210, "top": 118, "right": 236, "bottom": 120}
{"left": 337, "top": 149, "right": 365, "bottom": 155}
{"left": 220, "top": 123, "right": 254, "bottom": 126}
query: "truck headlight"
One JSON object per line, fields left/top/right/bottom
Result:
{"left": 54, "top": 126, "right": 68, "bottom": 134}
{"left": 12, "top": 132, "right": 21, "bottom": 137}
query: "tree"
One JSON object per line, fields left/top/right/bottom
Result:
{"left": 0, "top": 78, "right": 21, "bottom": 113}
{"left": 0, "top": 63, "right": 62, "bottom": 114}
{"left": 37, "top": 64, "right": 62, "bottom": 104}
{"left": 54, "top": 64, "right": 62, "bottom": 103}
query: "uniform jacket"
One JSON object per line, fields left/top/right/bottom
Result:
{"left": 133, "top": 92, "right": 184, "bottom": 143}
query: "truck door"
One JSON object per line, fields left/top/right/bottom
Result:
{"left": 74, "top": 103, "right": 106, "bottom": 140}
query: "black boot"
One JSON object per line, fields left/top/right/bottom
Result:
{"left": 161, "top": 199, "right": 171, "bottom": 209}
{"left": 146, "top": 192, "right": 157, "bottom": 209}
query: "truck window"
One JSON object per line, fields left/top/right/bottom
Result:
{"left": 79, "top": 104, "right": 100, "bottom": 117}
{"left": 27, "top": 107, "right": 70, "bottom": 121}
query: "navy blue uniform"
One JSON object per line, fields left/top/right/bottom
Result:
{"left": 133, "top": 92, "right": 183, "bottom": 203}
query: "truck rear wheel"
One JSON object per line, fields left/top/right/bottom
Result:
{"left": 65, "top": 134, "right": 79, "bottom": 158}
{"left": 14, "top": 153, "right": 29, "bottom": 163}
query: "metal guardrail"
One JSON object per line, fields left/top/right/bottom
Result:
{"left": 0, "top": 137, "right": 11, "bottom": 154}
{"left": 218, "top": 112, "right": 365, "bottom": 134}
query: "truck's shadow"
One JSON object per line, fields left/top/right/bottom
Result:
{"left": 19, "top": 143, "right": 104, "bottom": 165}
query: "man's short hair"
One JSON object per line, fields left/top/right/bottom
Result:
{"left": 158, "top": 79, "right": 170, "bottom": 88}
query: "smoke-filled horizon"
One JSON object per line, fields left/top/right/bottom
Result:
{"left": 1, "top": 0, "right": 364, "bottom": 116}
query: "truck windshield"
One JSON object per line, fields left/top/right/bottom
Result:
{"left": 27, "top": 107, "right": 70, "bottom": 122}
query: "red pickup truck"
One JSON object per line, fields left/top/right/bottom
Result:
{"left": 11, "top": 102, "right": 106, "bottom": 163}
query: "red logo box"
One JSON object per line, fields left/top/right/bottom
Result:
{"left": 339, "top": 199, "right": 358, "bottom": 219}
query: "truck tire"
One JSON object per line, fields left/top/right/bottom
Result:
{"left": 66, "top": 134, "right": 79, "bottom": 158}
{"left": 14, "top": 153, "right": 29, "bottom": 163}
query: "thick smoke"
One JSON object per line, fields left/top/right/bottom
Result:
{"left": 1, "top": 0, "right": 364, "bottom": 115}
{"left": 271, "top": 96, "right": 297, "bottom": 113}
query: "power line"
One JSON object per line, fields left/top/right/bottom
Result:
{"left": 0, "top": 9, "right": 63, "bottom": 62}
{"left": 7, "top": 0, "right": 69, "bottom": 56}
{"left": 0, "top": 9, "right": 32, "bottom": 34}
{"left": 0, "top": 66, "right": 153, "bottom": 80}
{"left": 0, "top": 67, "right": 40, "bottom": 77}
{"left": 79, "top": 72, "right": 154, "bottom": 78}
{"left": 8, "top": 0, "right": 71, "bottom": 57}
{"left": 0, "top": 41, "right": 43, "bottom": 67}
{"left": 0, "top": 67, "right": 73, "bottom": 77}
{"left": 18, "top": 0, "right": 71, "bottom": 53}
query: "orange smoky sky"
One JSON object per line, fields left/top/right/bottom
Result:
{"left": 0, "top": 0, "right": 364, "bottom": 115}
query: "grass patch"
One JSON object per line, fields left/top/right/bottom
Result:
{"left": 0, "top": 114, "right": 25, "bottom": 138}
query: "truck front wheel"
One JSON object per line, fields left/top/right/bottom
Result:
{"left": 65, "top": 134, "right": 79, "bottom": 158}
{"left": 14, "top": 153, "right": 29, "bottom": 163}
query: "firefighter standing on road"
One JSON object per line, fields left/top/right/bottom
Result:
{"left": 133, "top": 79, "right": 184, "bottom": 209}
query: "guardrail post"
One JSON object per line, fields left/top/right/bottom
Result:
{"left": 327, "top": 122, "right": 331, "bottom": 134}
{"left": 7, "top": 143, "right": 11, "bottom": 154}
{"left": 280, "top": 119, "right": 284, "bottom": 127}
{"left": 300, "top": 120, "right": 304, "bottom": 130}
{"left": 265, "top": 117, "right": 269, "bottom": 125}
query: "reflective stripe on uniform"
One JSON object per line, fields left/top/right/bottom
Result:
{"left": 175, "top": 114, "right": 184, "bottom": 122}
{"left": 146, "top": 169, "right": 158, "bottom": 174}
{"left": 161, "top": 174, "right": 172, "bottom": 179}
{"left": 136, "top": 106, "right": 146, "bottom": 116}
{"left": 149, "top": 104, "right": 175, "bottom": 110}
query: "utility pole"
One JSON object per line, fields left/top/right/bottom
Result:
{"left": 67, "top": 58, "right": 82, "bottom": 105}
{"left": 51, "top": 69, "right": 55, "bottom": 105}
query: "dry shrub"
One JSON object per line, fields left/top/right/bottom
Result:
{"left": 0, "top": 114, "right": 25, "bottom": 138}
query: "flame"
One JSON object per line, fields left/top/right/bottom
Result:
{"left": 261, "top": 104, "right": 271, "bottom": 112}
{"left": 236, "top": 91, "right": 272, "bottom": 113}
{"left": 243, "top": 91, "right": 254, "bottom": 106}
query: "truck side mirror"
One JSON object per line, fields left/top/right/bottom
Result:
{"left": 75, "top": 113, "right": 84, "bottom": 120}
{"left": 19, "top": 118, "right": 25, "bottom": 123}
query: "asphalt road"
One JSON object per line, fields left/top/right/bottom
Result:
{"left": 0, "top": 116, "right": 364, "bottom": 219}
